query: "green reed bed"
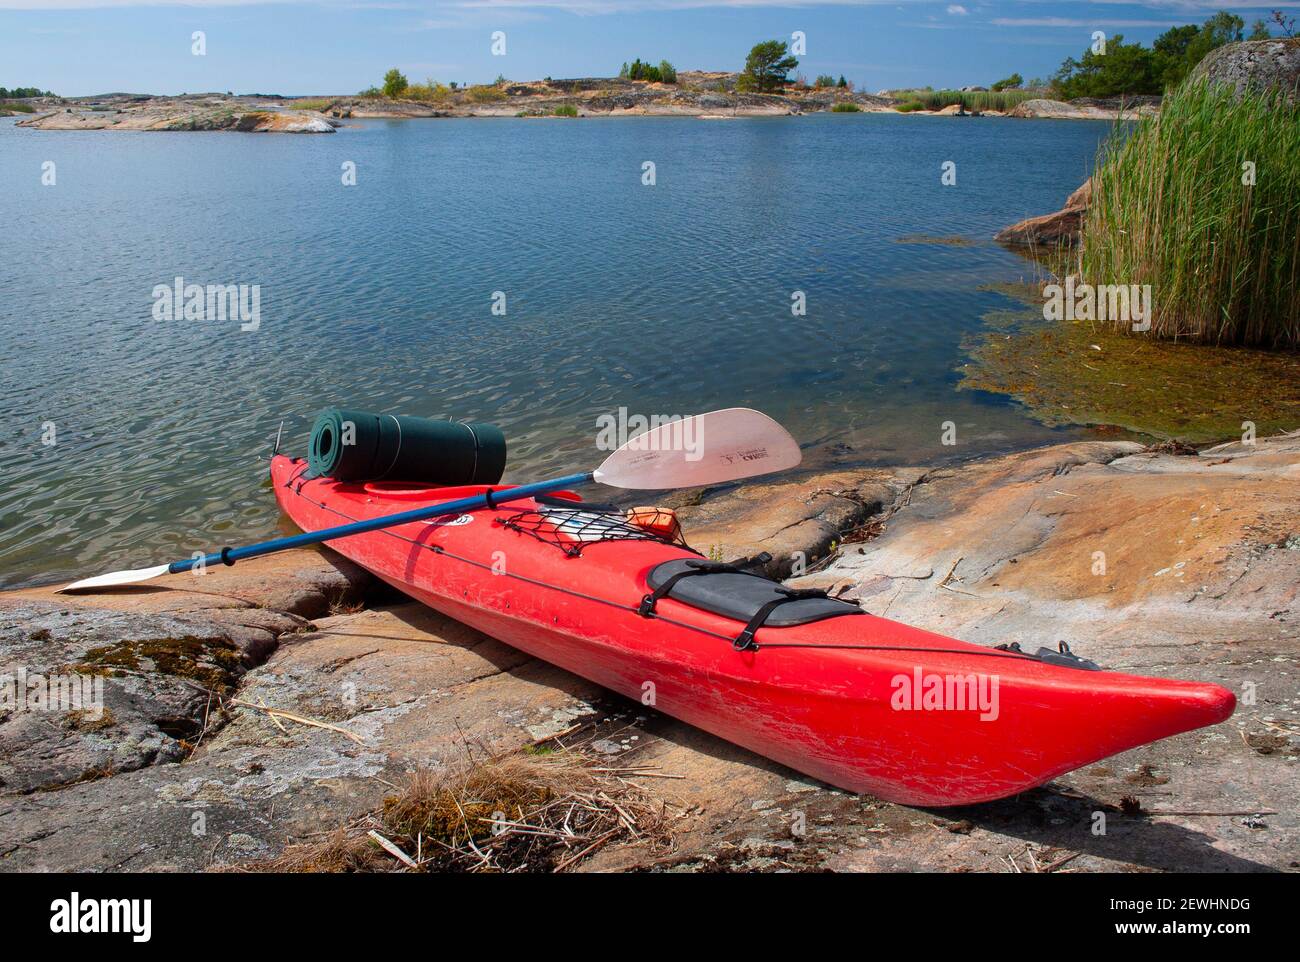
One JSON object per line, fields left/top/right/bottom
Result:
{"left": 1080, "top": 80, "right": 1300, "bottom": 349}
{"left": 889, "top": 89, "right": 1039, "bottom": 112}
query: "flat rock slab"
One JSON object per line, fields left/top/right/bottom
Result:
{"left": 18, "top": 103, "right": 335, "bottom": 132}
{"left": 0, "top": 549, "right": 373, "bottom": 858}
{"left": 1007, "top": 98, "right": 1159, "bottom": 120}
{"left": 787, "top": 434, "right": 1299, "bottom": 871}
{"left": 8, "top": 547, "right": 370, "bottom": 621}
{"left": 672, "top": 468, "right": 926, "bottom": 578}
{"left": 0, "top": 603, "right": 250, "bottom": 794}
{"left": 0, "top": 602, "right": 607, "bottom": 871}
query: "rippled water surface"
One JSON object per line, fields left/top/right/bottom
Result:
{"left": 1, "top": 113, "right": 1111, "bottom": 588}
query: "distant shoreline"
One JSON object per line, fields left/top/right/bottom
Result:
{"left": 10, "top": 78, "right": 1157, "bottom": 132}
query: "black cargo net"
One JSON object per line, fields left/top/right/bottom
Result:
{"left": 496, "top": 507, "right": 694, "bottom": 557}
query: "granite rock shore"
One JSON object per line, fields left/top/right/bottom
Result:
{"left": 1, "top": 434, "right": 1294, "bottom": 872}
{"left": 15, "top": 95, "right": 337, "bottom": 132}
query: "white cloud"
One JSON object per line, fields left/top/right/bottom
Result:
{"left": 991, "top": 17, "right": 1188, "bottom": 27}
{"left": 0, "top": 0, "right": 926, "bottom": 8}
{"left": 448, "top": 0, "right": 919, "bottom": 10}
{"left": 0, "top": 0, "right": 317, "bottom": 7}
{"left": 15, "top": 0, "right": 1288, "bottom": 12}
{"left": 1085, "top": 0, "right": 1299, "bottom": 7}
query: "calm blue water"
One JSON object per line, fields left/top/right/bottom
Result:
{"left": 0, "top": 113, "right": 1110, "bottom": 588}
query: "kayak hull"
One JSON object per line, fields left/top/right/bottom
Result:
{"left": 271, "top": 457, "right": 1234, "bottom": 806}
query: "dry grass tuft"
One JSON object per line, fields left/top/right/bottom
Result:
{"left": 382, "top": 750, "right": 596, "bottom": 844}
{"left": 262, "top": 828, "right": 385, "bottom": 873}
{"left": 233, "top": 741, "right": 676, "bottom": 873}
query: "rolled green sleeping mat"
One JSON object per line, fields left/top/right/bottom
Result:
{"left": 307, "top": 408, "right": 507, "bottom": 485}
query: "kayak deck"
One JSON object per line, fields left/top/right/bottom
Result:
{"left": 271, "top": 456, "right": 1235, "bottom": 806}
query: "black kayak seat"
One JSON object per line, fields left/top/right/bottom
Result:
{"left": 644, "top": 558, "right": 861, "bottom": 628}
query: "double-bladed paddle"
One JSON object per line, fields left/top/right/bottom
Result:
{"left": 59, "top": 407, "right": 800, "bottom": 593}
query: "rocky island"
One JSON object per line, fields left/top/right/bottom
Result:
{"left": 9, "top": 74, "right": 1158, "bottom": 133}
{"left": 14, "top": 94, "right": 338, "bottom": 133}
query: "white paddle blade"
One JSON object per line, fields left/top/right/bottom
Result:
{"left": 58, "top": 563, "right": 173, "bottom": 594}
{"left": 593, "top": 407, "right": 801, "bottom": 490}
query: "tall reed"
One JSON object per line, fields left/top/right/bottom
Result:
{"left": 1079, "top": 79, "right": 1300, "bottom": 349}
{"left": 888, "top": 88, "right": 1039, "bottom": 112}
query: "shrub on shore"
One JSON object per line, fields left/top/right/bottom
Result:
{"left": 290, "top": 98, "right": 332, "bottom": 112}
{"left": 405, "top": 80, "right": 452, "bottom": 104}
{"left": 358, "top": 74, "right": 452, "bottom": 103}
{"left": 1079, "top": 79, "right": 1300, "bottom": 349}
{"left": 0, "top": 101, "right": 36, "bottom": 113}
{"left": 889, "top": 88, "right": 1038, "bottom": 112}
{"left": 618, "top": 59, "right": 677, "bottom": 83}
{"left": 382, "top": 68, "right": 408, "bottom": 99}
{"left": 0, "top": 86, "right": 54, "bottom": 99}
{"left": 554, "top": 104, "right": 578, "bottom": 117}
{"left": 831, "top": 102, "right": 861, "bottom": 112}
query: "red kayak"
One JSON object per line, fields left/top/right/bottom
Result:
{"left": 271, "top": 455, "right": 1234, "bottom": 807}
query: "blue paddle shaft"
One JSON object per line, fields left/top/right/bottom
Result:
{"left": 166, "top": 472, "right": 595, "bottom": 574}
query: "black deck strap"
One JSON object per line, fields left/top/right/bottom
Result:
{"left": 483, "top": 488, "right": 498, "bottom": 510}
{"left": 535, "top": 494, "right": 622, "bottom": 513}
{"left": 734, "top": 587, "right": 832, "bottom": 651}
{"left": 219, "top": 547, "right": 234, "bottom": 566}
{"left": 996, "top": 640, "right": 1100, "bottom": 670}
{"left": 285, "top": 461, "right": 312, "bottom": 491}
{"left": 638, "top": 559, "right": 740, "bottom": 617}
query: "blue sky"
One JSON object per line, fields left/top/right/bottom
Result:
{"left": 1, "top": 1, "right": 1292, "bottom": 96}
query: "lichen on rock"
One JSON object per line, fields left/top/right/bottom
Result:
{"left": 1189, "top": 38, "right": 1300, "bottom": 104}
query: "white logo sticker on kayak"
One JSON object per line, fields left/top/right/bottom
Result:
{"left": 420, "top": 514, "right": 474, "bottom": 527}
